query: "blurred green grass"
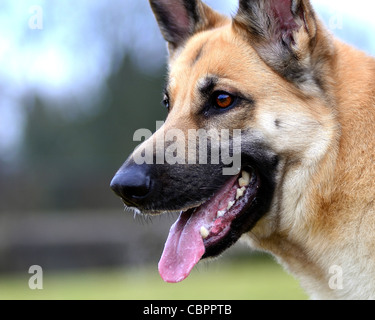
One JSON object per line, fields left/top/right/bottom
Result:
{"left": 0, "top": 256, "right": 307, "bottom": 300}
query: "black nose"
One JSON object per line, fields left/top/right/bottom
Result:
{"left": 110, "top": 163, "right": 152, "bottom": 205}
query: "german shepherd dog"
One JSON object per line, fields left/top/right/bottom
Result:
{"left": 111, "top": 0, "right": 375, "bottom": 299}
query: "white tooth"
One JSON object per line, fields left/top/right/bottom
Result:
{"left": 200, "top": 226, "right": 210, "bottom": 239}
{"left": 217, "top": 210, "right": 226, "bottom": 218}
{"left": 238, "top": 178, "right": 247, "bottom": 187}
{"left": 242, "top": 170, "right": 250, "bottom": 181}
{"left": 227, "top": 201, "right": 235, "bottom": 210}
{"left": 239, "top": 171, "right": 250, "bottom": 187}
{"left": 236, "top": 187, "right": 246, "bottom": 200}
{"left": 236, "top": 189, "right": 243, "bottom": 200}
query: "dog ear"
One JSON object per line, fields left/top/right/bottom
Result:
{"left": 234, "top": 0, "right": 325, "bottom": 87}
{"left": 149, "top": 0, "right": 225, "bottom": 54}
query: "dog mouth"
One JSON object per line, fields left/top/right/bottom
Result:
{"left": 158, "top": 167, "right": 259, "bottom": 283}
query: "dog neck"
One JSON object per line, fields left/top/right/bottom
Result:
{"left": 245, "top": 40, "right": 375, "bottom": 300}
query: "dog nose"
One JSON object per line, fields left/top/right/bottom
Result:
{"left": 110, "top": 164, "right": 152, "bottom": 205}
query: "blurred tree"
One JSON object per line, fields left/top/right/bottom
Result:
{"left": 0, "top": 57, "right": 167, "bottom": 212}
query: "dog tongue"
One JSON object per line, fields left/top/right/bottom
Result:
{"left": 158, "top": 175, "right": 239, "bottom": 283}
{"left": 158, "top": 210, "right": 206, "bottom": 283}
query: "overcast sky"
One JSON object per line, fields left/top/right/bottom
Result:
{"left": 0, "top": 0, "right": 374, "bottom": 161}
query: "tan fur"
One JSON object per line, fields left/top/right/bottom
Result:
{"left": 149, "top": 0, "right": 375, "bottom": 299}
{"left": 242, "top": 39, "right": 375, "bottom": 299}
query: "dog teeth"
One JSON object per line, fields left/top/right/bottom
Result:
{"left": 217, "top": 210, "right": 226, "bottom": 218}
{"left": 227, "top": 201, "right": 235, "bottom": 210}
{"left": 212, "top": 172, "right": 251, "bottom": 227}
{"left": 236, "top": 187, "right": 246, "bottom": 200}
{"left": 238, "top": 178, "right": 247, "bottom": 187}
{"left": 200, "top": 226, "right": 210, "bottom": 239}
{"left": 239, "top": 171, "right": 250, "bottom": 187}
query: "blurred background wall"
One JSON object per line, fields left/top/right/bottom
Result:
{"left": 0, "top": 0, "right": 374, "bottom": 297}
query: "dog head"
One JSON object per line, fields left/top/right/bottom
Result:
{"left": 111, "top": 0, "right": 338, "bottom": 283}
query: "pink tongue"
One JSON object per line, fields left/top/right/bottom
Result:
{"left": 158, "top": 175, "right": 239, "bottom": 283}
{"left": 158, "top": 210, "right": 206, "bottom": 283}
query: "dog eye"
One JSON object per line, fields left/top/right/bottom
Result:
{"left": 213, "top": 92, "right": 235, "bottom": 109}
{"left": 162, "top": 95, "right": 170, "bottom": 110}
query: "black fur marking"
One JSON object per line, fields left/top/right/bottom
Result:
{"left": 198, "top": 76, "right": 218, "bottom": 98}
{"left": 149, "top": 0, "right": 200, "bottom": 48}
{"left": 182, "top": 0, "right": 199, "bottom": 25}
{"left": 150, "top": 2, "right": 184, "bottom": 45}
{"left": 115, "top": 129, "right": 279, "bottom": 258}
{"left": 236, "top": 1, "right": 267, "bottom": 39}
{"left": 191, "top": 44, "right": 206, "bottom": 66}
{"left": 235, "top": 0, "right": 319, "bottom": 89}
